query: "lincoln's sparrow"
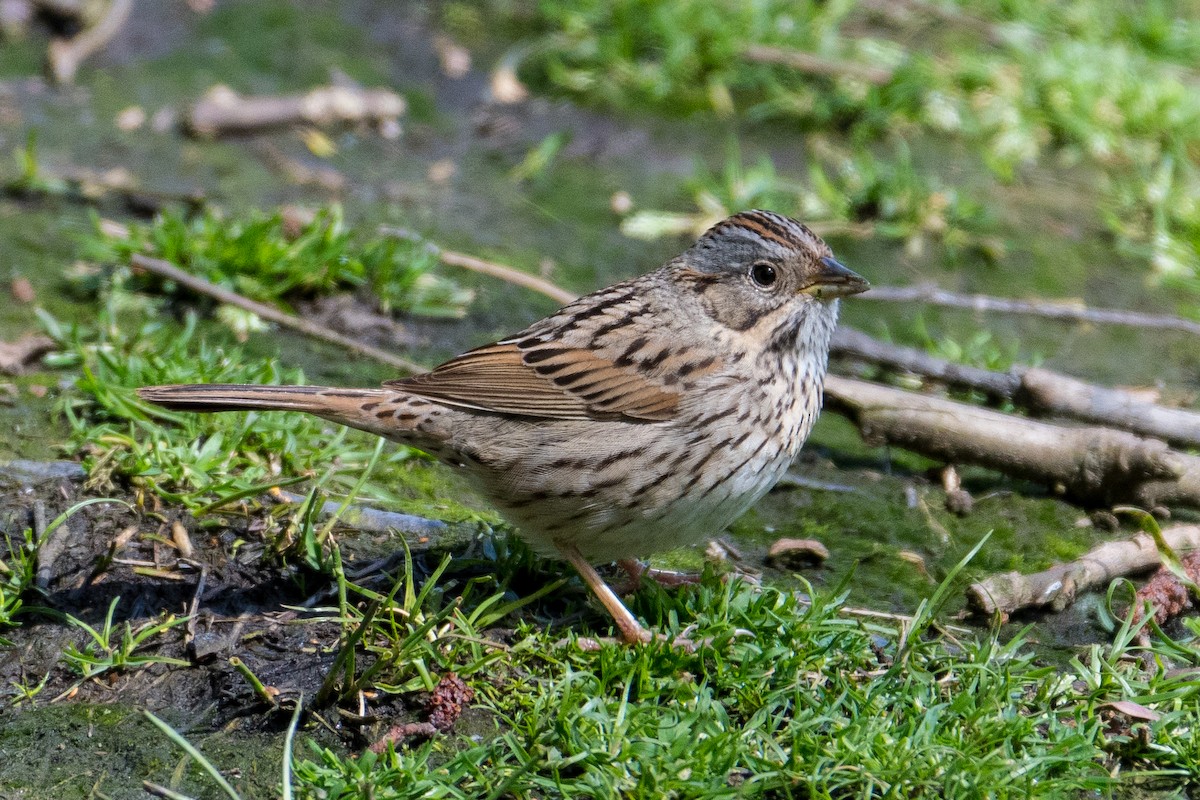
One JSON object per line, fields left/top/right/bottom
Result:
{"left": 139, "top": 210, "right": 868, "bottom": 644}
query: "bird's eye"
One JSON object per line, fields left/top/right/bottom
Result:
{"left": 749, "top": 261, "right": 777, "bottom": 288}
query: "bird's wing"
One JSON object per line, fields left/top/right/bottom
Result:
{"left": 387, "top": 340, "right": 680, "bottom": 421}
{"left": 385, "top": 280, "right": 715, "bottom": 422}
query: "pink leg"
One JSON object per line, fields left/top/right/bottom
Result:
{"left": 559, "top": 545, "right": 651, "bottom": 644}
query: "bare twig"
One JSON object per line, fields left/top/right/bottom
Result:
{"left": 861, "top": 283, "right": 1200, "bottom": 337}
{"left": 276, "top": 490, "right": 449, "bottom": 537}
{"left": 186, "top": 84, "right": 406, "bottom": 137}
{"left": 0, "top": 460, "right": 85, "bottom": 483}
{"left": 380, "top": 227, "right": 578, "bottom": 306}
{"left": 183, "top": 563, "right": 208, "bottom": 661}
{"left": 824, "top": 375, "right": 1200, "bottom": 510}
{"left": 966, "top": 524, "right": 1200, "bottom": 616}
{"left": 832, "top": 327, "right": 1019, "bottom": 399}
{"left": 129, "top": 254, "right": 424, "bottom": 374}
{"left": 34, "top": 499, "right": 74, "bottom": 590}
{"left": 1018, "top": 367, "right": 1200, "bottom": 450}
{"left": 832, "top": 327, "right": 1200, "bottom": 449}
{"left": 46, "top": 0, "right": 133, "bottom": 84}
{"left": 742, "top": 44, "right": 895, "bottom": 85}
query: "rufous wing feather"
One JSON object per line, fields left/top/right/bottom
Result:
{"left": 387, "top": 341, "right": 680, "bottom": 422}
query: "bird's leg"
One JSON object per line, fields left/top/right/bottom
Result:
{"left": 617, "top": 558, "right": 703, "bottom": 591}
{"left": 559, "top": 544, "right": 651, "bottom": 644}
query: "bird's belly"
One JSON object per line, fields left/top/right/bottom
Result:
{"left": 475, "top": 424, "right": 795, "bottom": 563}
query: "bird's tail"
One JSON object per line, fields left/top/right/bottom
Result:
{"left": 137, "top": 384, "right": 407, "bottom": 439}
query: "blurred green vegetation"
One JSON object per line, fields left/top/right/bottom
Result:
{"left": 451, "top": 0, "right": 1200, "bottom": 316}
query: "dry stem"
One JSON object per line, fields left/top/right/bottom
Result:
{"left": 129, "top": 254, "right": 423, "bottom": 374}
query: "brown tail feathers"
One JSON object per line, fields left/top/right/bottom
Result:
{"left": 137, "top": 384, "right": 400, "bottom": 436}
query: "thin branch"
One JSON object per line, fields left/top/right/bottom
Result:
{"left": 380, "top": 227, "right": 579, "bottom": 306}
{"left": 823, "top": 374, "right": 1200, "bottom": 510}
{"left": 966, "top": 524, "right": 1200, "bottom": 617}
{"left": 832, "top": 327, "right": 1020, "bottom": 399}
{"left": 46, "top": 0, "right": 133, "bottom": 84}
{"left": 832, "top": 327, "right": 1200, "bottom": 449}
{"left": 742, "top": 44, "right": 895, "bottom": 86}
{"left": 861, "top": 283, "right": 1200, "bottom": 337}
{"left": 186, "top": 84, "right": 406, "bottom": 138}
{"left": 129, "top": 254, "right": 424, "bottom": 374}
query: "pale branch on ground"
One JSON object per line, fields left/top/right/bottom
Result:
{"left": 965, "top": 524, "right": 1200, "bottom": 616}
{"left": 46, "top": 0, "right": 132, "bottom": 84}
{"left": 5, "top": 164, "right": 205, "bottom": 214}
{"left": 832, "top": 327, "right": 1200, "bottom": 449}
{"left": 380, "top": 227, "right": 579, "bottom": 306}
{"left": 129, "top": 254, "right": 424, "bottom": 374}
{"left": 186, "top": 84, "right": 406, "bottom": 137}
{"left": 860, "top": 283, "right": 1200, "bottom": 337}
{"left": 823, "top": 375, "right": 1200, "bottom": 509}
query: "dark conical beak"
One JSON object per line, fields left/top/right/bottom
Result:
{"left": 800, "top": 256, "right": 870, "bottom": 298}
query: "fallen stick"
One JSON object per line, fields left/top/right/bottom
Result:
{"left": 46, "top": 0, "right": 133, "bottom": 84}
{"left": 860, "top": 283, "right": 1200, "bottom": 338}
{"left": 832, "top": 327, "right": 1019, "bottom": 400}
{"left": 186, "top": 84, "right": 406, "bottom": 137}
{"left": 277, "top": 490, "right": 448, "bottom": 537}
{"left": 129, "top": 254, "right": 424, "bottom": 374}
{"left": 0, "top": 459, "right": 86, "bottom": 483}
{"left": 832, "top": 327, "right": 1200, "bottom": 449}
{"left": 380, "top": 227, "right": 578, "bottom": 306}
{"left": 966, "top": 524, "right": 1200, "bottom": 616}
{"left": 823, "top": 375, "right": 1200, "bottom": 509}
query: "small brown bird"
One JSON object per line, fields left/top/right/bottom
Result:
{"left": 139, "top": 210, "right": 868, "bottom": 644}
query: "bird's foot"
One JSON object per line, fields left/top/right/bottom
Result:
{"left": 616, "top": 558, "right": 703, "bottom": 593}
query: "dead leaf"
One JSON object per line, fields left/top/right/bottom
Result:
{"left": 171, "top": 520, "right": 194, "bottom": 558}
{"left": 490, "top": 63, "right": 528, "bottom": 104}
{"left": 766, "top": 538, "right": 830, "bottom": 569}
{"left": 116, "top": 105, "right": 146, "bottom": 131}
{"left": 433, "top": 35, "right": 471, "bottom": 79}
{"left": 0, "top": 333, "right": 53, "bottom": 375}
{"left": 1099, "top": 700, "right": 1162, "bottom": 722}
{"left": 10, "top": 276, "right": 34, "bottom": 303}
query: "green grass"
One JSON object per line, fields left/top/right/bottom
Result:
{"left": 127, "top": 543, "right": 1198, "bottom": 799}
{"left": 79, "top": 206, "right": 473, "bottom": 319}
{"left": 45, "top": 303, "right": 409, "bottom": 512}
{"left": 59, "top": 596, "right": 191, "bottom": 680}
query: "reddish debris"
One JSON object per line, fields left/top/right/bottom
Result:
{"left": 1133, "top": 552, "right": 1200, "bottom": 628}
{"left": 428, "top": 672, "right": 474, "bottom": 732}
{"left": 367, "top": 722, "right": 437, "bottom": 754}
